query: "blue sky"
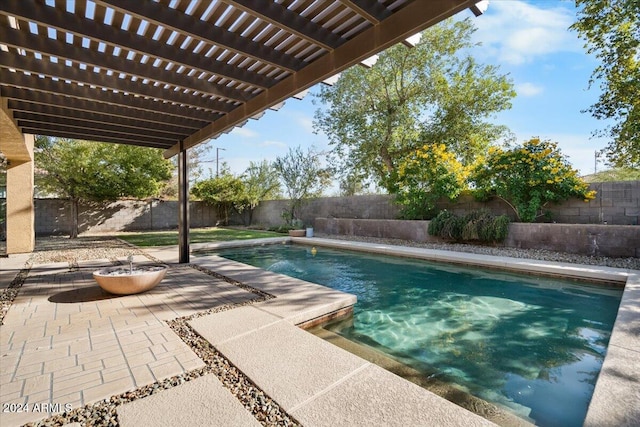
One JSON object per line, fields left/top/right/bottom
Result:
{"left": 199, "top": 0, "right": 608, "bottom": 191}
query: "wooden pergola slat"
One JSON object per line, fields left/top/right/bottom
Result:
{"left": 94, "top": 0, "right": 305, "bottom": 72}
{"left": 0, "top": 27, "right": 252, "bottom": 102}
{"left": 0, "top": 55, "right": 235, "bottom": 114}
{"left": 0, "top": 1, "right": 276, "bottom": 89}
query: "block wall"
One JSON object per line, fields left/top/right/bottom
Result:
{"left": 314, "top": 218, "right": 640, "bottom": 258}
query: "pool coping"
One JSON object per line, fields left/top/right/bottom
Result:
{"left": 192, "top": 236, "right": 639, "bottom": 426}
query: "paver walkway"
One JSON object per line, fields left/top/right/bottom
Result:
{"left": 0, "top": 255, "right": 256, "bottom": 426}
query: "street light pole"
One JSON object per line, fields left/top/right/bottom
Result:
{"left": 216, "top": 147, "right": 226, "bottom": 177}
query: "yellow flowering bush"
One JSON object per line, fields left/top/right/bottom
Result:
{"left": 471, "top": 138, "right": 596, "bottom": 222}
{"left": 395, "top": 143, "right": 469, "bottom": 218}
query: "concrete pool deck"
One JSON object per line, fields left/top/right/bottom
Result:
{"left": 193, "top": 236, "right": 639, "bottom": 426}
{"left": 0, "top": 237, "right": 638, "bottom": 426}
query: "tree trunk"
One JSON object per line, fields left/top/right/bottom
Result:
{"left": 69, "top": 197, "right": 79, "bottom": 238}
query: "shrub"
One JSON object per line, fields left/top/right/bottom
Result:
{"left": 396, "top": 144, "right": 469, "bottom": 219}
{"left": 268, "top": 225, "right": 295, "bottom": 234}
{"left": 429, "top": 209, "right": 510, "bottom": 243}
{"left": 471, "top": 138, "right": 596, "bottom": 222}
{"left": 428, "top": 210, "right": 464, "bottom": 240}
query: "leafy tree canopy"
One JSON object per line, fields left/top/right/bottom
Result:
{"left": 471, "top": 138, "right": 596, "bottom": 222}
{"left": 191, "top": 166, "right": 248, "bottom": 225}
{"left": 314, "top": 18, "right": 515, "bottom": 192}
{"left": 395, "top": 144, "right": 469, "bottom": 219}
{"left": 242, "top": 160, "right": 281, "bottom": 207}
{"left": 571, "top": 0, "right": 640, "bottom": 167}
{"left": 274, "top": 146, "right": 331, "bottom": 224}
{"left": 35, "top": 136, "right": 172, "bottom": 237}
{"left": 160, "top": 143, "right": 211, "bottom": 199}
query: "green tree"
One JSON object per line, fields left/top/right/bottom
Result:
{"left": 338, "top": 173, "right": 366, "bottom": 196}
{"left": 35, "top": 137, "right": 172, "bottom": 238}
{"left": 471, "top": 138, "right": 596, "bottom": 222}
{"left": 571, "top": 0, "right": 640, "bottom": 168}
{"left": 314, "top": 18, "right": 515, "bottom": 192}
{"left": 191, "top": 167, "right": 248, "bottom": 226}
{"left": 395, "top": 143, "right": 469, "bottom": 218}
{"left": 241, "top": 160, "right": 281, "bottom": 224}
{"left": 160, "top": 143, "right": 212, "bottom": 199}
{"left": 273, "top": 146, "right": 331, "bottom": 225}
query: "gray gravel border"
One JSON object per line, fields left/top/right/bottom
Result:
{"left": 315, "top": 233, "right": 640, "bottom": 270}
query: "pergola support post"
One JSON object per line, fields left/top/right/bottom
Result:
{"left": 5, "top": 134, "right": 35, "bottom": 254}
{"left": 178, "top": 147, "right": 189, "bottom": 263}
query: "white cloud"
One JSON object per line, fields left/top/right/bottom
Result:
{"left": 258, "top": 140, "right": 287, "bottom": 149}
{"left": 296, "top": 115, "right": 314, "bottom": 134}
{"left": 230, "top": 127, "right": 259, "bottom": 138}
{"left": 473, "top": 1, "right": 581, "bottom": 65}
{"left": 516, "top": 82, "right": 543, "bottom": 96}
{"left": 282, "top": 110, "right": 315, "bottom": 134}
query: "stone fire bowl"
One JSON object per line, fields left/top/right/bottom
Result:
{"left": 93, "top": 265, "right": 168, "bottom": 295}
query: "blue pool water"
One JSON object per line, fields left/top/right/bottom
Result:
{"left": 210, "top": 244, "right": 622, "bottom": 427}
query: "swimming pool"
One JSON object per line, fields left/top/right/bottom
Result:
{"left": 209, "top": 243, "right": 622, "bottom": 427}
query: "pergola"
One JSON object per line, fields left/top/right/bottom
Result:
{"left": 0, "top": 0, "right": 485, "bottom": 261}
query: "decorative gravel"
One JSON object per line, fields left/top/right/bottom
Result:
{"left": 316, "top": 233, "right": 640, "bottom": 270}
{"left": 28, "top": 236, "right": 145, "bottom": 264}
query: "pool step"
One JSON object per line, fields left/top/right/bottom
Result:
{"left": 190, "top": 306, "right": 496, "bottom": 426}
{"left": 311, "top": 326, "right": 534, "bottom": 427}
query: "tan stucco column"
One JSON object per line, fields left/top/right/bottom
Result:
{"left": 5, "top": 134, "right": 35, "bottom": 254}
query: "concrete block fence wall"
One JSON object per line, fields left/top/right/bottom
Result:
{"left": 251, "top": 181, "right": 640, "bottom": 228}
{"left": 34, "top": 199, "right": 220, "bottom": 235}
{"left": 314, "top": 218, "right": 640, "bottom": 258}
{"left": 26, "top": 180, "right": 639, "bottom": 257}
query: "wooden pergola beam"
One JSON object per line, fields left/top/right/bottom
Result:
{"left": 19, "top": 124, "right": 175, "bottom": 148}
{"left": 338, "top": 0, "right": 390, "bottom": 24}
{"left": 4, "top": 96, "right": 210, "bottom": 131}
{"left": 0, "top": 70, "right": 223, "bottom": 122}
{"left": 0, "top": 1, "right": 275, "bottom": 89}
{"left": 0, "top": 26, "right": 252, "bottom": 102}
{"left": 8, "top": 101, "right": 200, "bottom": 134}
{"left": 14, "top": 112, "right": 188, "bottom": 142}
{"left": 95, "top": 0, "right": 304, "bottom": 72}
{"left": 165, "top": 0, "right": 478, "bottom": 158}
{"left": 0, "top": 55, "right": 234, "bottom": 114}
{"left": 225, "top": 0, "right": 344, "bottom": 51}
